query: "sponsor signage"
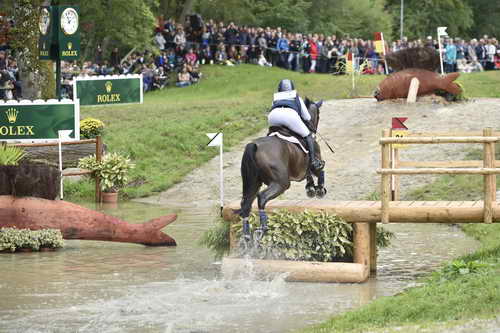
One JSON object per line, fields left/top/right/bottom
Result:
{"left": 391, "top": 117, "right": 408, "bottom": 149}
{"left": 38, "top": 5, "right": 80, "bottom": 61}
{"left": 73, "top": 75, "right": 144, "bottom": 106}
{"left": 0, "top": 100, "right": 80, "bottom": 142}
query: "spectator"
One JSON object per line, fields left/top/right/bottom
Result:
{"left": 176, "top": 65, "right": 192, "bottom": 87}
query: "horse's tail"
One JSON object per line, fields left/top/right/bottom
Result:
{"left": 241, "top": 142, "right": 260, "bottom": 207}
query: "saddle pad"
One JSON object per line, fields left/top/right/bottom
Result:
{"left": 269, "top": 132, "right": 308, "bottom": 154}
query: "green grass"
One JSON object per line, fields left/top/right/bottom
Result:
{"left": 69, "top": 67, "right": 500, "bottom": 201}
{"left": 302, "top": 144, "right": 500, "bottom": 333}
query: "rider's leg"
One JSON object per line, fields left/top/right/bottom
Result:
{"left": 304, "top": 134, "right": 325, "bottom": 171}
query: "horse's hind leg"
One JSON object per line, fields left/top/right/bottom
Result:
{"left": 240, "top": 181, "right": 261, "bottom": 241}
{"left": 257, "top": 180, "right": 290, "bottom": 234}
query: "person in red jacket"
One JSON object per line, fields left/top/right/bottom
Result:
{"left": 308, "top": 35, "right": 319, "bottom": 73}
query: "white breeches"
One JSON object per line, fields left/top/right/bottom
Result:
{"left": 268, "top": 108, "right": 310, "bottom": 137}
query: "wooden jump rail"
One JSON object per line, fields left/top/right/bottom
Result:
{"left": 381, "top": 128, "right": 498, "bottom": 224}
{"left": 7, "top": 136, "right": 104, "bottom": 203}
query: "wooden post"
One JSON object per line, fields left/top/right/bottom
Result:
{"left": 369, "top": 223, "right": 377, "bottom": 273}
{"left": 483, "top": 128, "right": 495, "bottom": 223}
{"left": 406, "top": 77, "right": 420, "bottom": 103}
{"left": 95, "top": 135, "right": 103, "bottom": 203}
{"left": 353, "top": 223, "right": 370, "bottom": 267}
{"left": 381, "top": 129, "right": 391, "bottom": 223}
{"left": 393, "top": 148, "right": 401, "bottom": 200}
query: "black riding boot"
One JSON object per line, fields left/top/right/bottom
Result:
{"left": 305, "top": 134, "right": 324, "bottom": 171}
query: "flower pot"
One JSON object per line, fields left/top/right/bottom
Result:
{"left": 102, "top": 191, "right": 119, "bottom": 203}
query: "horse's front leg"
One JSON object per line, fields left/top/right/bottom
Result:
{"left": 256, "top": 181, "right": 290, "bottom": 239}
{"left": 315, "top": 170, "right": 327, "bottom": 198}
{"left": 305, "top": 174, "right": 316, "bottom": 198}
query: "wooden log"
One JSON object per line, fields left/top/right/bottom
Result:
{"left": 0, "top": 195, "right": 177, "bottom": 246}
{"left": 10, "top": 139, "right": 97, "bottom": 148}
{"left": 398, "top": 161, "right": 497, "bottom": 168}
{"left": 222, "top": 200, "right": 500, "bottom": 224}
{"left": 96, "top": 135, "right": 103, "bottom": 203}
{"left": 406, "top": 77, "right": 420, "bottom": 103}
{"left": 377, "top": 168, "right": 500, "bottom": 175}
{"left": 369, "top": 223, "right": 377, "bottom": 273}
{"left": 405, "top": 131, "right": 500, "bottom": 137}
{"left": 393, "top": 148, "right": 400, "bottom": 200}
{"left": 354, "top": 223, "right": 370, "bottom": 267}
{"left": 221, "top": 257, "right": 369, "bottom": 283}
{"left": 381, "top": 129, "right": 391, "bottom": 223}
{"left": 483, "top": 128, "right": 496, "bottom": 223}
{"left": 380, "top": 137, "right": 499, "bottom": 144}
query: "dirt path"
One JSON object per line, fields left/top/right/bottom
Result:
{"left": 137, "top": 98, "right": 500, "bottom": 207}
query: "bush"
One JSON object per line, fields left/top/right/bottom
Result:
{"left": 78, "top": 152, "right": 134, "bottom": 192}
{"left": 0, "top": 228, "right": 64, "bottom": 252}
{"left": 201, "top": 210, "right": 395, "bottom": 261}
{"left": 80, "top": 117, "right": 105, "bottom": 139}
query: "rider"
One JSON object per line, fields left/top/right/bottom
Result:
{"left": 268, "top": 79, "right": 324, "bottom": 171}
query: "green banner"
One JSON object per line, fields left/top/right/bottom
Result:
{"left": 0, "top": 101, "right": 79, "bottom": 141}
{"left": 74, "top": 75, "right": 143, "bottom": 106}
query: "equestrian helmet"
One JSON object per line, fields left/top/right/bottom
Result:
{"left": 277, "top": 79, "right": 295, "bottom": 92}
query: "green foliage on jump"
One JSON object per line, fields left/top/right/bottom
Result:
{"left": 0, "top": 228, "right": 64, "bottom": 252}
{"left": 200, "top": 210, "right": 394, "bottom": 261}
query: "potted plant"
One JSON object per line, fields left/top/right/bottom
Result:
{"left": 78, "top": 152, "right": 134, "bottom": 203}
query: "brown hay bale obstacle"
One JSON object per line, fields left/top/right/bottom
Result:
{"left": 222, "top": 258, "right": 369, "bottom": 283}
{"left": 374, "top": 69, "right": 462, "bottom": 101}
{"left": 0, "top": 196, "right": 177, "bottom": 246}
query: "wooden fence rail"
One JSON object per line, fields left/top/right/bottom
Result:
{"left": 379, "top": 128, "right": 496, "bottom": 224}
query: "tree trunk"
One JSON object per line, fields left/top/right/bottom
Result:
{"left": 179, "top": 0, "right": 195, "bottom": 25}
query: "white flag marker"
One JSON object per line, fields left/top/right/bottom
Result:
{"left": 206, "top": 133, "right": 224, "bottom": 210}
{"left": 437, "top": 26, "right": 448, "bottom": 75}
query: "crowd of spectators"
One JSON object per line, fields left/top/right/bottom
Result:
{"left": 155, "top": 15, "right": 500, "bottom": 76}
{"left": 0, "top": 11, "right": 499, "bottom": 101}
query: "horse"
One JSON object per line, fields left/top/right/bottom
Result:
{"left": 238, "top": 98, "right": 326, "bottom": 242}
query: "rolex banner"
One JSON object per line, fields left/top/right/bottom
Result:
{"left": 0, "top": 100, "right": 80, "bottom": 142}
{"left": 73, "top": 75, "right": 143, "bottom": 106}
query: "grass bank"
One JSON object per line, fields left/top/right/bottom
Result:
{"left": 302, "top": 146, "right": 500, "bottom": 333}
{"left": 65, "top": 67, "right": 500, "bottom": 201}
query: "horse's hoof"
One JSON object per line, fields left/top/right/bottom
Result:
{"left": 316, "top": 187, "right": 327, "bottom": 198}
{"left": 306, "top": 186, "right": 316, "bottom": 198}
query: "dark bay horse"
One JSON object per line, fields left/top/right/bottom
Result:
{"left": 239, "top": 98, "right": 326, "bottom": 241}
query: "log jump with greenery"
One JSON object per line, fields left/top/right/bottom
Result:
{"left": 222, "top": 128, "right": 500, "bottom": 279}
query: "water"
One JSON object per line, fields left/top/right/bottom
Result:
{"left": 0, "top": 201, "right": 478, "bottom": 333}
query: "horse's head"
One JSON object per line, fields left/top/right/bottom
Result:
{"left": 304, "top": 97, "right": 323, "bottom": 132}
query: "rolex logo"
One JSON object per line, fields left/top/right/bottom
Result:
{"left": 5, "top": 108, "right": 18, "bottom": 124}
{"left": 68, "top": 42, "right": 72, "bottom": 50}
{"left": 105, "top": 81, "right": 112, "bottom": 93}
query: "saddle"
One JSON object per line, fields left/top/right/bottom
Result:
{"left": 267, "top": 126, "right": 309, "bottom": 154}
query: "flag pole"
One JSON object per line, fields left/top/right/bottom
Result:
{"left": 382, "top": 33, "right": 389, "bottom": 75}
{"left": 219, "top": 134, "right": 224, "bottom": 212}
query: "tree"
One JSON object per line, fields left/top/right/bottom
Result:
{"left": 385, "top": 0, "right": 474, "bottom": 40}
{"left": 65, "top": 0, "right": 158, "bottom": 61}
{"left": 466, "top": 0, "right": 500, "bottom": 39}
{"left": 307, "top": 0, "right": 393, "bottom": 39}
{"left": 5, "top": 0, "right": 55, "bottom": 99}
